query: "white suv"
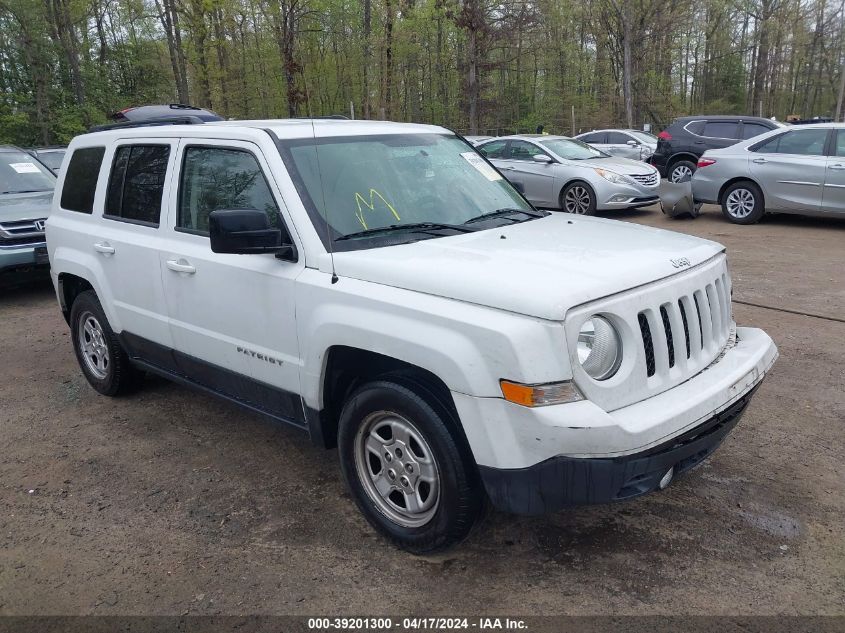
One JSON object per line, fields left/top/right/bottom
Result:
{"left": 46, "top": 119, "right": 778, "bottom": 552}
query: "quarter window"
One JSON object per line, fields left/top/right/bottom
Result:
{"left": 702, "top": 121, "right": 738, "bottom": 139}
{"left": 105, "top": 145, "right": 170, "bottom": 226}
{"left": 177, "top": 146, "right": 282, "bottom": 235}
{"left": 753, "top": 129, "right": 828, "bottom": 156}
{"left": 60, "top": 147, "right": 104, "bottom": 213}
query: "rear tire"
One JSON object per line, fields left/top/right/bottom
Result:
{"left": 69, "top": 290, "right": 143, "bottom": 396}
{"left": 721, "top": 181, "right": 765, "bottom": 224}
{"left": 560, "top": 181, "right": 597, "bottom": 215}
{"left": 669, "top": 160, "right": 696, "bottom": 183}
{"left": 337, "top": 379, "right": 483, "bottom": 553}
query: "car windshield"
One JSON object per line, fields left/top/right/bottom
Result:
{"left": 538, "top": 138, "right": 607, "bottom": 160}
{"left": 629, "top": 131, "right": 657, "bottom": 143}
{"left": 280, "top": 133, "right": 535, "bottom": 250}
{"left": 0, "top": 150, "right": 56, "bottom": 194}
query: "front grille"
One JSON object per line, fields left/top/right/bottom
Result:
{"left": 0, "top": 218, "right": 46, "bottom": 243}
{"left": 636, "top": 272, "right": 732, "bottom": 380}
{"left": 631, "top": 172, "right": 659, "bottom": 187}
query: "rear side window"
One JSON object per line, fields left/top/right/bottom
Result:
{"left": 753, "top": 129, "right": 828, "bottom": 156}
{"left": 478, "top": 140, "right": 508, "bottom": 159}
{"left": 835, "top": 130, "right": 845, "bottom": 157}
{"left": 60, "top": 147, "right": 105, "bottom": 213}
{"left": 580, "top": 133, "right": 606, "bottom": 144}
{"left": 177, "top": 146, "right": 282, "bottom": 235}
{"left": 105, "top": 145, "right": 170, "bottom": 226}
{"left": 606, "top": 132, "right": 631, "bottom": 144}
{"left": 702, "top": 121, "right": 738, "bottom": 139}
{"left": 741, "top": 122, "right": 772, "bottom": 139}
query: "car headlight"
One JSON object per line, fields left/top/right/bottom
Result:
{"left": 577, "top": 316, "right": 622, "bottom": 380}
{"left": 594, "top": 168, "right": 633, "bottom": 185}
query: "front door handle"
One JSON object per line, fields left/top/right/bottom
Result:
{"left": 166, "top": 258, "right": 196, "bottom": 274}
{"left": 829, "top": 163, "right": 845, "bottom": 170}
{"left": 93, "top": 242, "right": 115, "bottom": 255}
{"left": 752, "top": 158, "right": 768, "bottom": 164}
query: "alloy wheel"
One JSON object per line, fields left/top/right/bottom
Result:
{"left": 725, "top": 188, "right": 756, "bottom": 219}
{"left": 353, "top": 411, "right": 441, "bottom": 528}
{"left": 564, "top": 185, "right": 592, "bottom": 214}
{"left": 670, "top": 164, "right": 693, "bottom": 183}
{"left": 78, "top": 311, "right": 110, "bottom": 379}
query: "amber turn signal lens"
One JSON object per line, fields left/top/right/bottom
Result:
{"left": 499, "top": 379, "right": 583, "bottom": 407}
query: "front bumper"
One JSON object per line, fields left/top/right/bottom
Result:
{"left": 479, "top": 387, "right": 755, "bottom": 514}
{"left": 595, "top": 181, "right": 660, "bottom": 210}
{"left": 452, "top": 326, "right": 777, "bottom": 512}
{"left": 0, "top": 242, "right": 49, "bottom": 275}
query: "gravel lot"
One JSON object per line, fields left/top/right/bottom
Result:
{"left": 0, "top": 205, "right": 843, "bottom": 617}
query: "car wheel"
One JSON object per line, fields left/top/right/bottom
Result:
{"left": 337, "top": 378, "right": 483, "bottom": 553}
{"left": 70, "top": 290, "right": 143, "bottom": 396}
{"left": 721, "top": 181, "right": 765, "bottom": 224}
{"left": 669, "top": 160, "right": 696, "bottom": 183}
{"left": 560, "top": 181, "right": 597, "bottom": 215}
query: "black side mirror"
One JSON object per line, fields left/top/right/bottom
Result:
{"left": 209, "top": 209, "right": 294, "bottom": 258}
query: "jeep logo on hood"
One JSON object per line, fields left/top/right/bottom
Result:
{"left": 671, "top": 257, "right": 691, "bottom": 268}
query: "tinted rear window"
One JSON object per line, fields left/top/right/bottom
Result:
{"left": 60, "top": 147, "right": 104, "bottom": 213}
{"left": 105, "top": 145, "right": 170, "bottom": 226}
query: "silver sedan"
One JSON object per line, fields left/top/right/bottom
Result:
{"left": 691, "top": 122, "right": 845, "bottom": 224}
{"left": 477, "top": 135, "right": 660, "bottom": 214}
{"left": 574, "top": 129, "right": 658, "bottom": 162}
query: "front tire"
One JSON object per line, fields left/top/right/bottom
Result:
{"left": 560, "top": 181, "right": 597, "bottom": 215}
{"left": 337, "top": 379, "right": 483, "bottom": 553}
{"left": 69, "top": 290, "right": 143, "bottom": 396}
{"left": 721, "top": 181, "right": 764, "bottom": 224}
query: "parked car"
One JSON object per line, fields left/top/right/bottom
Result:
{"left": 575, "top": 129, "right": 657, "bottom": 162}
{"left": 88, "top": 104, "right": 224, "bottom": 132}
{"left": 653, "top": 115, "right": 786, "bottom": 183}
{"left": 476, "top": 135, "right": 660, "bottom": 213}
{"left": 29, "top": 146, "right": 67, "bottom": 174}
{"left": 0, "top": 145, "right": 56, "bottom": 281}
{"left": 463, "top": 135, "right": 494, "bottom": 146}
{"left": 692, "top": 122, "right": 845, "bottom": 224}
{"left": 47, "top": 119, "right": 777, "bottom": 553}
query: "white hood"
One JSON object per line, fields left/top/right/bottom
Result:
{"left": 327, "top": 214, "right": 724, "bottom": 320}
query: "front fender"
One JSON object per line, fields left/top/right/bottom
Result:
{"left": 294, "top": 269, "right": 571, "bottom": 410}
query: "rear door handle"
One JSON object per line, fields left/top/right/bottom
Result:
{"left": 166, "top": 259, "right": 196, "bottom": 274}
{"left": 93, "top": 242, "right": 115, "bottom": 255}
{"left": 752, "top": 158, "right": 768, "bottom": 164}
{"left": 829, "top": 164, "right": 845, "bottom": 170}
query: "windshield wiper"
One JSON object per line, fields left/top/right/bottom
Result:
{"left": 335, "top": 222, "right": 478, "bottom": 242}
{"left": 463, "top": 207, "right": 547, "bottom": 225}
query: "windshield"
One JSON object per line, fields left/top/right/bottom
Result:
{"left": 279, "top": 133, "right": 534, "bottom": 250}
{"left": 0, "top": 150, "right": 56, "bottom": 194}
{"left": 538, "top": 138, "right": 607, "bottom": 160}
{"left": 629, "top": 131, "right": 657, "bottom": 143}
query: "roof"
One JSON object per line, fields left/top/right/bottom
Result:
{"left": 497, "top": 134, "right": 572, "bottom": 141}
{"left": 0, "top": 145, "right": 26, "bottom": 153}
{"left": 673, "top": 114, "right": 777, "bottom": 122}
{"left": 79, "top": 118, "right": 451, "bottom": 141}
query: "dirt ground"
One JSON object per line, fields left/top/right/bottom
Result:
{"left": 0, "top": 205, "right": 843, "bottom": 617}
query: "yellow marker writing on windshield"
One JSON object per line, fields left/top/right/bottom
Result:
{"left": 354, "top": 189, "right": 401, "bottom": 229}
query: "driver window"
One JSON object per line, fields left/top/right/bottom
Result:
{"left": 178, "top": 146, "right": 282, "bottom": 235}
{"left": 509, "top": 141, "right": 547, "bottom": 161}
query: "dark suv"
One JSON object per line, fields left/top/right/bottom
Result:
{"left": 652, "top": 115, "right": 785, "bottom": 182}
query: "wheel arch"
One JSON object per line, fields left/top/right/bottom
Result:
{"left": 666, "top": 153, "right": 699, "bottom": 171}
{"left": 57, "top": 272, "right": 95, "bottom": 325}
{"left": 718, "top": 176, "right": 765, "bottom": 207}
{"left": 309, "top": 346, "right": 467, "bottom": 453}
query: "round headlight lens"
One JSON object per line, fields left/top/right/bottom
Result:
{"left": 577, "top": 316, "right": 622, "bottom": 380}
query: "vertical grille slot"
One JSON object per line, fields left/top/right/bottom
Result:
{"left": 692, "top": 293, "right": 704, "bottom": 350}
{"left": 638, "top": 312, "right": 656, "bottom": 377}
{"left": 659, "top": 305, "right": 675, "bottom": 368}
{"left": 678, "top": 299, "right": 691, "bottom": 359}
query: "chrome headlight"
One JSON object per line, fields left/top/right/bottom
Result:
{"left": 594, "top": 168, "right": 633, "bottom": 185}
{"left": 577, "top": 316, "right": 622, "bottom": 380}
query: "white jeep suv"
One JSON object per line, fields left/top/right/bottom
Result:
{"left": 46, "top": 119, "right": 778, "bottom": 552}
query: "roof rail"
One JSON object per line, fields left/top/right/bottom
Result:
{"left": 87, "top": 115, "right": 207, "bottom": 133}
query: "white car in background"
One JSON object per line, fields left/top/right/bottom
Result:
{"left": 575, "top": 129, "right": 658, "bottom": 162}
{"left": 477, "top": 135, "right": 660, "bottom": 214}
